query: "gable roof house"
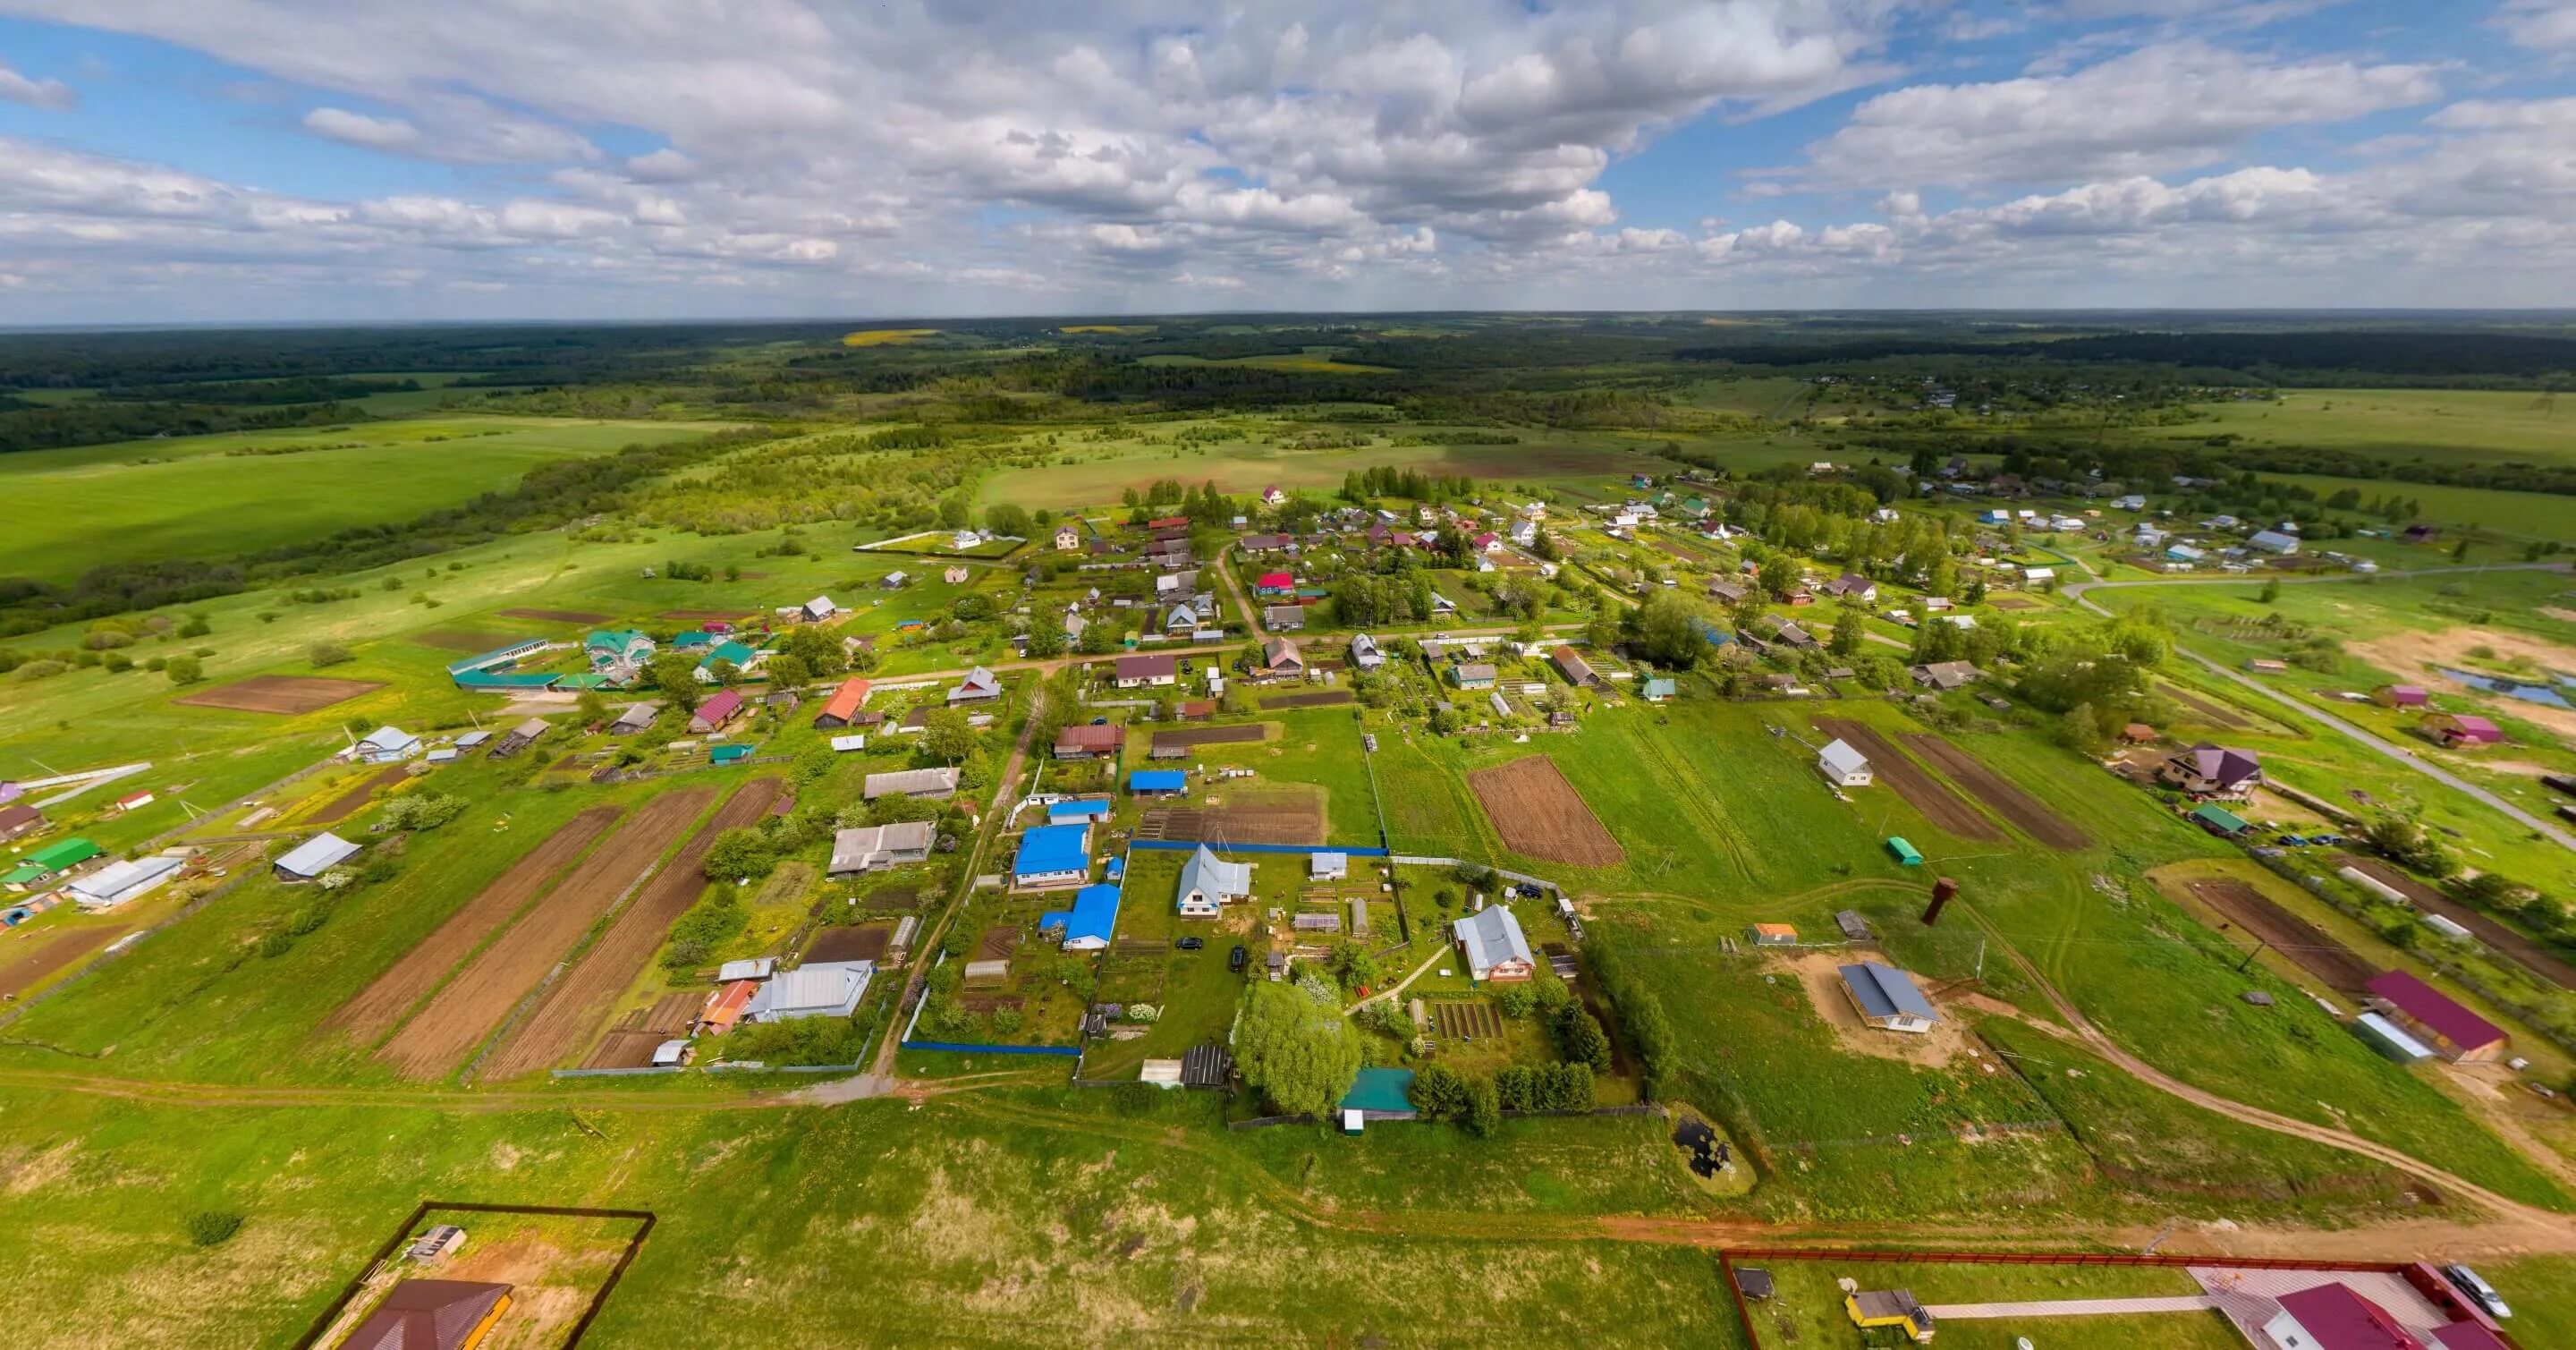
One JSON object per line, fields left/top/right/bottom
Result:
{"left": 2422, "top": 713, "right": 2504, "bottom": 748}
{"left": 1114, "top": 653, "right": 1177, "bottom": 689}
{"left": 2161, "top": 743, "right": 2263, "bottom": 798}
{"left": 1550, "top": 646, "right": 1598, "bottom": 687}
{"left": 1838, "top": 962, "right": 1939, "bottom": 1033}
{"left": 609, "top": 702, "right": 659, "bottom": 735}
{"left": 2366, "top": 970, "right": 2508, "bottom": 1062}
{"left": 1817, "top": 738, "right": 1873, "bottom": 787}
{"left": 811, "top": 677, "right": 873, "bottom": 728}
{"left": 692, "top": 640, "right": 763, "bottom": 684}
{"left": 1262, "top": 636, "right": 1305, "bottom": 674}
{"left": 1055, "top": 523, "right": 1083, "bottom": 550}
{"left": 747, "top": 960, "right": 874, "bottom": 1023}
{"left": 1263, "top": 604, "right": 1308, "bottom": 632}
{"left": 1174, "top": 845, "right": 1253, "bottom": 917}
{"left": 2263, "top": 1282, "right": 2426, "bottom": 1350}
{"left": 1820, "top": 573, "right": 1877, "bottom": 602}
{"left": 1038, "top": 883, "right": 1123, "bottom": 951}
{"left": 1012, "top": 822, "right": 1092, "bottom": 890}
{"left": 339, "top": 1278, "right": 514, "bottom": 1350}
{"left": 688, "top": 689, "right": 746, "bottom": 734}
{"left": 828, "top": 820, "right": 936, "bottom": 876}
{"left": 1454, "top": 904, "right": 1536, "bottom": 982}
{"left": 2247, "top": 528, "right": 2301, "bottom": 555}
{"left": 1911, "top": 660, "right": 1981, "bottom": 691}
{"left": 354, "top": 726, "right": 423, "bottom": 763}
{"left": 492, "top": 717, "right": 552, "bottom": 758}
{"left": 1054, "top": 723, "right": 1124, "bottom": 759}
{"left": 948, "top": 666, "right": 1003, "bottom": 704}
{"left": 1348, "top": 633, "right": 1384, "bottom": 671}
{"left": 1452, "top": 662, "right": 1498, "bottom": 690}
{"left": 0, "top": 803, "right": 43, "bottom": 844}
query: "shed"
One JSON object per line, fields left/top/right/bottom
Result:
{"left": 1749, "top": 922, "right": 1799, "bottom": 947}
{"left": 2424, "top": 713, "right": 2504, "bottom": 748}
{"left": 2372, "top": 684, "right": 2430, "bottom": 708}
{"left": 1309, "top": 852, "right": 1349, "bottom": 881}
{"left": 1055, "top": 723, "right": 1123, "bottom": 759}
{"left": 716, "top": 957, "right": 775, "bottom": 983}
{"left": 2190, "top": 802, "right": 2252, "bottom": 836}
{"left": 1845, "top": 1289, "right": 1935, "bottom": 1340}
{"left": 1885, "top": 836, "right": 1923, "bottom": 866}
{"left": 1817, "top": 738, "right": 1872, "bottom": 787}
{"left": 610, "top": 702, "right": 659, "bottom": 734}
{"left": 746, "top": 960, "right": 873, "bottom": 1023}
{"left": 1128, "top": 769, "right": 1188, "bottom": 796}
{"left": 67, "top": 853, "right": 185, "bottom": 910}
{"left": 1046, "top": 797, "right": 1112, "bottom": 823}
{"left": 709, "top": 743, "right": 753, "bottom": 766}
{"left": 1838, "top": 961, "right": 1939, "bottom": 1033}
{"left": 275, "top": 831, "right": 360, "bottom": 881}
{"left": 1835, "top": 910, "right": 1872, "bottom": 941}
{"left": 688, "top": 690, "right": 745, "bottom": 734}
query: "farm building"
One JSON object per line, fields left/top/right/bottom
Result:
{"left": 445, "top": 637, "right": 553, "bottom": 679}
{"left": 1175, "top": 845, "right": 1252, "bottom": 917}
{"left": 812, "top": 677, "right": 873, "bottom": 728}
{"left": 863, "top": 767, "right": 959, "bottom": 801}
{"left": 2247, "top": 528, "right": 2301, "bottom": 555}
{"left": 1837, "top": 962, "right": 1940, "bottom": 1033}
{"left": 1817, "top": 738, "right": 1873, "bottom": 787}
{"left": 2262, "top": 1283, "right": 2423, "bottom": 1350}
{"left": 1885, "top": 836, "right": 1923, "bottom": 866}
{"left": 1844, "top": 1289, "right": 1934, "bottom": 1341}
{"left": 1038, "top": 883, "right": 1123, "bottom": 951}
{"left": 2365, "top": 970, "right": 2507, "bottom": 1062}
{"left": 688, "top": 690, "right": 745, "bottom": 734}
{"left": 1452, "top": 663, "right": 1497, "bottom": 690}
{"left": 1910, "top": 660, "right": 1980, "bottom": 691}
{"left": 1114, "top": 653, "right": 1177, "bottom": 689}
{"left": 1263, "top": 605, "right": 1308, "bottom": 632}
{"left": 1129, "top": 769, "right": 1187, "bottom": 796}
{"left": 275, "top": 831, "right": 360, "bottom": 881}
{"left": 2422, "top": 713, "right": 2504, "bottom": 748}
{"left": 1262, "top": 636, "right": 1305, "bottom": 673}
{"left": 114, "top": 789, "right": 155, "bottom": 813}
{"left": 1550, "top": 646, "right": 1598, "bottom": 687}
{"left": 2353, "top": 1011, "right": 2437, "bottom": 1063}
{"left": 1454, "top": 904, "right": 1535, "bottom": 982}
{"left": 340, "top": 1278, "right": 513, "bottom": 1350}
{"left": 746, "top": 960, "right": 874, "bottom": 1023}
{"left": 0, "top": 803, "right": 45, "bottom": 843}
{"left": 1309, "top": 852, "right": 1348, "bottom": 881}
{"left": 2190, "top": 802, "right": 2253, "bottom": 837}
{"left": 2, "top": 837, "right": 101, "bottom": 891}
{"left": 948, "top": 666, "right": 1003, "bottom": 704}
{"left": 583, "top": 629, "right": 656, "bottom": 683}
{"left": 709, "top": 743, "right": 754, "bottom": 766}
{"left": 1749, "top": 922, "right": 1798, "bottom": 947}
{"left": 800, "top": 596, "right": 840, "bottom": 623}
{"left": 1012, "top": 823, "right": 1092, "bottom": 890}
{"left": 353, "top": 726, "right": 422, "bottom": 763}
{"left": 828, "top": 734, "right": 868, "bottom": 753}
{"left": 67, "top": 853, "right": 185, "bottom": 910}
{"left": 1047, "top": 797, "right": 1111, "bottom": 824}
{"left": 1054, "top": 724, "right": 1123, "bottom": 759}
{"left": 2372, "top": 684, "right": 2430, "bottom": 708}
{"left": 492, "top": 717, "right": 551, "bottom": 758}
{"left": 1348, "top": 633, "right": 1385, "bottom": 671}
{"left": 2161, "top": 743, "right": 2263, "bottom": 798}
{"left": 828, "top": 821, "right": 935, "bottom": 876}
{"left": 609, "top": 702, "right": 659, "bottom": 734}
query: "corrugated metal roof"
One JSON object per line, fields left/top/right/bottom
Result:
{"left": 275, "top": 831, "right": 360, "bottom": 878}
{"left": 1838, "top": 962, "right": 1939, "bottom": 1024}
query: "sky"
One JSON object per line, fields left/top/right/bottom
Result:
{"left": 0, "top": 0, "right": 2572, "bottom": 324}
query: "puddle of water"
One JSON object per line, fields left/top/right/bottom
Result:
{"left": 2438, "top": 667, "right": 2574, "bottom": 709}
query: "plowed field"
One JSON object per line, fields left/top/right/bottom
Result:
{"left": 1467, "top": 755, "right": 1625, "bottom": 866}
{"left": 1902, "top": 734, "right": 2090, "bottom": 850}
{"left": 1813, "top": 718, "right": 2001, "bottom": 843}
{"left": 175, "top": 675, "right": 382, "bottom": 715}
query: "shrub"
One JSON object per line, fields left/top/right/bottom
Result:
{"left": 165, "top": 657, "right": 203, "bottom": 685}
{"left": 377, "top": 794, "right": 469, "bottom": 832}
{"left": 14, "top": 659, "right": 67, "bottom": 682}
{"left": 256, "top": 931, "right": 295, "bottom": 958}
{"left": 183, "top": 1210, "right": 244, "bottom": 1247}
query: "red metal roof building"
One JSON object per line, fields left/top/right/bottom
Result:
{"left": 2366, "top": 970, "right": 2507, "bottom": 1062}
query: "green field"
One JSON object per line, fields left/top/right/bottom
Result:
{"left": 975, "top": 435, "right": 1682, "bottom": 510}
{"left": 2271, "top": 472, "right": 2576, "bottom": 541}
{"left": 0, "top": 416, "right": 718, "bottom": 580}
{"left": 1135, "top": 348, "right": 1395, "bottom": 374}
{"left": 2171, "top": 388, "right": 2576, "bottom": 465}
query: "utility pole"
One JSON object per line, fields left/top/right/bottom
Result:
{"left": 2235, "top": 937, "right": 2269, "bottom": 973}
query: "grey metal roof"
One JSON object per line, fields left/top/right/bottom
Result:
{"left": 1818, "top": 739, "right": 1870, "bottom": 776}
{"left": 1838, "top": 962, "right": 1939, "bottom": 1023}
{"left": 1454, "top": 904, "right": 1533, "bottom": 977}
{"left": 275, "top": 831, "right": 360, "bottom": 878}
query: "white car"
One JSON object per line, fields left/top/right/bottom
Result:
{"left": 2444, "top": 1264, "right": 2511, "bottom": 1319}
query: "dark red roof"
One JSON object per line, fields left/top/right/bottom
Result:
{"left": 2428, "top": 1322, "right": 2510, "bottom": 1350}
{"left": 1257, "top": 572, "right": 1294, "bottom": 589}
{"left": 1055, "top": 724, "right": 1123, "bottom": 752}
{"left": 2275, "top": 1284, "right": 2422, "bottom": 1350}
{"left": 341, "top": 1279, "right": 513, "bottom": 1350}
{"left": 692, "top": 688, "right": 744, "bottom": 725}
{"left": 1147, "top": 515, "right": 1189, "bottom": 529}
{"left": 2367, "top": 971, "right": 2504, "bottom": 1051}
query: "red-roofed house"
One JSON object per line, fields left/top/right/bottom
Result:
{"left": 811, "top": 677, "right": 872, "bottom": 729}
{"left": 2366, "top": 971, "right": 2507, "bottom": 1062}
{"left": 2428, "top": 1322, "right": 2511, "bottom": 1350}
{"left": 699, "top": 979, "right": 759, "bottom": 1036}
{"left": 2372, "top": 684, "right": 2430, "bottom": 708}
{"left": 1254, "top": 571, "right": 1296, "bottom": 597}
{"left": 341, "top": 1278, "right": 513, "bottom": 1350}
{"left": 688, "top": 688, "right": 746, "bottom": 734}
{"left": 1114, "top": 653, "right": 1177, "bottom": 689}
{"left": 2264, "top": 1283, "right": 2423, "bottom": 1350}
{"left": 1471, "top": 531, "right": 1501, "bottom": 553}
{"left": 1147, "top": 515, "right": 1190, "bottom": 531}
{"left": 2422, "top": 713, "right": 2504, "bottom": 748}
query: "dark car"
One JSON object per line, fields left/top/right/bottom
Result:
{"left": 1176, "top": 937, "right": 1204, "bottom": 951}
{"left": 1227, "top": 944, "right": 1248, "bottom": 972}
{"left": 2275, "top": 835, "right": 2307, "bottom": 846}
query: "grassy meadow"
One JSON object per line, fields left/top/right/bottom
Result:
{"left": 2170, "top": 388, "right": 2576, "bottom": 466}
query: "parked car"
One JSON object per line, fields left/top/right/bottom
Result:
{"left": 2444, "top": 1265, "right": 2510, "bottom": 1319}
{"left": 1227, "top": 944, "right": 1248, "bottom": 972}
{"left": 1175, "top": 937, "right": 1204, "bottom": 951}
{"left": 2275, "top": 834, "right": 2308, "bottom": 846}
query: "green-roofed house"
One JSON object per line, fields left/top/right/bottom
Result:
{"left": 2190, "top": 802, "right": 2252, "bottom": 838}
{"left": 4, "top": 836, "right": 104, "bottom": 892}
{"left": 695, "top": 640, "right": 764, "bottom": 684}
{"left": 583, "top": 629, "right": 656, "bottom": 684}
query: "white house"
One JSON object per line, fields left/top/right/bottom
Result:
{"left": 1818, "top": 739, "right": 1873, "bottom": 788}
{"left": 1309, "top": 852, "right": 1349, "bottom": 882}
{"left": 1454, "top": 904, "right": 1535, "bottom": 982}
{"left": 353, "top": 726, "right": 421, "bottom": 764}
{"left": 800, "top": 595, "right": 839, "bottom": 623}
{"left": 1174, "top": 845, "right": 1252, "bottom": 917}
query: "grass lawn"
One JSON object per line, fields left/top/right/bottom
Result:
{"left": 1745, "top": 1259, "right": 2241, "bottom": 1350}
{"left": 2169, "top": 388, "right": 2576, "bottom": 467}
{"left": 973, "top": 431, "right": 1687, "bottom": 512}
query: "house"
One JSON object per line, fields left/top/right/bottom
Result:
{"left": 1129, "top": 769, "right": 1187, "bottom": 796}
{"left": 1750, "top": 922, "right": 1798, "bottom": 947}
{"left": 1817, "top": 738, "right": 1873, "bottom": 787}
{"left": 1114, "top": 653, "right": 1177, "bottom": 689}
{"left": 2366, "top": 971, "right": 2507, "bottom": 1062}
{"left": 2262, "top": 1282, "right": 2422, "bottom": 1350}
{"left": 2423, "top": 713, "right": 2504, "bottom": 748}
{"left": 1550, "top": 646, "right": 1597, "bottom": 687}
{"left": 354, "top": 726, "right": 422, "bottom": 763}
{"left": 941, "top": 565, "right": 970, "bottom": 584}
{"left": 948, "top": 666, "right": 1002, "bottom": 704}
{"left": 1254, "top": 571, "right": 1296, "bottom": 598}
{"left": 1452, "top": 663, "right": 1498, "bottom": 691}
{"left": 2, "top": 837, "right": 101, "bottom": 892}
{"left": 1348, "top": 633, "right": 1384, "bottom": 671}
{"left": 1310, "top": 852, "right": 1348, "bottom": 881}
{"left": 1911, "top": 660, "right": 1981, "bottom": 691}
{"left": 583, "top": 629, "right": 656, "bottom": 683}
{"left": 1820, "top": 573, "right": 1877, "bottom": 602}
{"left": 1844, "top": 1289, "right": 1935, "bottom": 1342}
{"left": 2372, "top": 684, "right": 2430, "bottom": 708}
{"left": 67, "top": 853, "right": 185, "bottom": 910}
{"left": 1454, "top": 904, "right": 1535, "bottom": 981}
{"left": 339, "top": 1278, "right": 514, "bottom": 1350}
{"left": 0, "top": 803, "right": 41, "bottom": 843}
{"left": 1175, "top": 845, "right": 1253, "bottom": 916}
{"left": 1055, "top": 723, "right": 1123, "bottom": 759}
{"left": 1055, "top": 523, "right": 1083, "bottom": 550}
{"left": 827, "top": 820, "right": 935, "bottom": 876}
{"left": 864, "top": 767, "right": 959, "bottom": 801}
{"left": 1262, "top": 635, "right": 1305, "bottom": 673}
{"left": 492, "top": 717, "right": 551, "bottom": 758}
{"left": 2161, "top": 743, "right": 2263, "bottom": 798}
{"left": 1263, "top": 604, "right": 1307, "bottom": 632}
{"left": 746, "top": 960, "right": 874, "bottom": 1023}
{"left": 1240, "top": 531, "right": 1293, "bottom": 553}
{"left": 275, "top": 831, "right": 360, "bottom": 881}
{"left": 951, "top": 529, "right": 982, "bottom": 550}
{"left": 812, "top": 677, "right": 873, "bottom": 729}
{"left": 1262, "top": 485, "right": 1287, "bottom": 506}
{"left": 1012, "top": 823, "right": 1091, "bottom": 890}
{"left": 1038, "top": 883, "right": 1122, "bottom": 951}
{"left": 609, "top": 702, "right": 659, "bottom": 735}
{"left": 2247, "top": 529, "right": 2301, "bottom": 556}
{"left": 1471, "top": 531, "right": 1502, "bottom": 553}
{"left": 1706, "top": 580, "right": 1749, "bottom": 606}
{"left": 693, "top": 640, "right": 762, "bottom": 683}
{"left": 688, "top": 689, "right": 746, "bottom": 734}
{"left": 1837, "top": 962, "right": 1939, "bottom": 1033}
{"left": 1642, "top": 677, "right": 1677, "bottom": 702}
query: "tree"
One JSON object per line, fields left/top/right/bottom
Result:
{"left": 2258, "top": 579, "right": 2282, "bottom": 604}
{"left": 1757, "top": 555, "right": 1801, "bottom": 601}
{"left": 774, "top": 624, "right": 845, "bottom": 674}
{"left": 1829, "top": 607, "right": 1863, "bottom": 657}
{"left": 1233, "top": 981, "right": 1360, "bottom": 1118}
{"left": 573, "top": 687, "right": 610, "bottom": 727}
{"left": 309, "top": 641, "right": 352, "bottom": 667}
{"left": 2362, "top": 811, "right": 2455, "bottom": 878}
{"left": 1021, "top": 623, "right": 1065, "bottom": 659}
{"left": 648, "top": 650, "right": 704, "bottom": 712}
{"left": 702, "top": 828, "right": 775, "bottom": 882}
{"left": 920, "top": 707, "right": 978, "bottom": 761}
{"left": 1463, "top": 1074, "right": 1502, "bottom": 1137}
{"left": 1555, "top": 1006, "right": 1612, "bottom": 1074}
{"left": 984, "top": 503, "right": 1032, "bottom": 538}
{"left": 765, "top": 653, "right": 813, "bottom": 691}
{"left": 165, "top": 656, "right": 202, "bottom": 685}
{"left": 1626, "top": 592, "right": 1706, "bottom": 668}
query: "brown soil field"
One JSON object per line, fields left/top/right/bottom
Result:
{"left": 864, "top": 886, "right": 920, "bottom": 912}
{"left": 1265, "top": 689, "right": 1356, "bottom": 709}
{"left": 806, "top": 922, "right": 891, "bottom": 964}
{"left": 305, "top": 765, "right": 411, "bottom": 826}
{"left": 978, "top": 925, "right": 1021, "bottom": 960}
{"left": 479, "top": 778, "right": 781, "bottom": 1079}
{"left": 1988, "top": 593, "right": 2041, "bottom": 610}
{"left": 1149, "top": 723, "right": 1272, "bottom": 751}
{"left": 0, "top": 924, "right": 119, "bottom": 1000}
{"left": 1468, "top": 755, "right": 1626, "bottom": 867}
{"left": 1902, "top": 734, "right": 2091, "bottom": 850}
{"left": 412, "top": 628, "right": 536, "bottom": 653}
{"left": 497, "top": 607, "right": 610, "bottom": 624}
{"left": 1812, "top": 718, "right": 2002, "bottom": 842}
{"left": 174, "top": 675, "right": 383, "bottom": 715}
{"left": 578, "top": 991, "right": 703, "bottom": 1069}
{"left": 2334, "top": 854, "right": 2576, "bottom": 989}
{"left": 2164, "top": 683, "right": 2255, "bottom": 731}
{"left": 2178, "top": 875, "right": 2378, "bottom": 994}
{"left": 332, "top": 804, "right": 622, "bottom": 1043}
{"left": 376, "top": 788, "right": 716, "bottom": 1078}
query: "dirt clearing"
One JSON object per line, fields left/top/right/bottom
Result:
{"left": 480, "top": 778, "right": 782, "bottom": 1079}
{"left": 1781, "top": 950, "right": 1978, "bottom": 1068}
{"left": 376, "top": 787, "right": 717, "bottom": 1079}
{"left": 579, "top": 991, "right": 705, "bottom": 1069}
{"left": 1265, "top": 689, "right": 1355, "bottom": 709}
{"left": 1149, "top": 723, "right": 1273, "bottom": 752}
{"left": 0, "top": 925, "right": 120, "bottom": 1000}
{"left": 1142, "top": 785, "right": 1328, "bottom": 845}
{"left": 1468, "top": 755, "right": 1626, "bottom": 866}
{"left": 333, "top": 804, "right": 622, "bottom": 1043}
{"left": 807, "top": 922, "right": 891, "bottom": 964}
{"left": 304, "top": 765, "right": 411, "bottom": 826}
{"left": 1988, "top": 594, "right": 2042, "bottom": 610}
{"left": 496, "top": 607, "right": 610, "bottom": 624}
{"left": 174, "top": 675, "right": 382, "bottom": 715}
{"left": 2161, "top": 871, "right": 2377, "bottom": 995}
{"left": 2348, "top": 624, "right": 2576, "bottom": 742}
{"left": 1902, "top": 734, "right": 2091, "bottom": 849}
{"left": 1813, "top": 718, "right": 2002, "bottom": 843}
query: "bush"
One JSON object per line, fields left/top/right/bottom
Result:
{"left": 183, "top": 1210, "right": 244, "bottom": 1247}
{"left": 257, "top": 931, "right": 295, "bottom": 958}
{"left": 165, "top": 656, "right": 203, "bottom": 685}
{"left": 377, "top": 793, "right": 469, "bottom": 832}
{"left": 701, "top": 828, "right": 775, "bottom": 882}
{"left": 309, "top": 641, "right": 353, "bottom": 667}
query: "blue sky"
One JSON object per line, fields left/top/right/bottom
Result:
{"left": 0, "top": 0, "right": 2571, "bottom": 323}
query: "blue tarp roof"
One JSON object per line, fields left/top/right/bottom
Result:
{"left": 1013, "top": 823, "right": 1090, "bottom": 878}
{"left": 1129, "top": 769, "right": 1187, "bottom": 793}
{"left": 1105, "top": 855, "right": 1125, "bottom": 879}
{"left": 1048, "top": 798, "right": 1112, "bottom": 822}
{"left": 1038, "top": 883, "right": 1122, "bottom": 947}
{"left": 453, "top": 670, "right": 562, "bottom": 689}
{"left": 1341, "top": 1067, "right": 1417, "bottom": 1113}
{"left": 1838, "top": 962, "right": 1940, "bottom": 1023}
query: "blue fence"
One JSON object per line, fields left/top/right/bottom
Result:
{"left": 1125, "top": 840, "right": 1390, "bottom": 857}
{"left": 900, "top": 1040, "right": 1083, "bottom": 1057}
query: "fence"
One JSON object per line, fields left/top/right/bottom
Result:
{"left": 292, "top": 1201, "right": 655, "bottom": 1350}
{"left": 1126, "top": 839, "right": 1390, "bottom": 858}
{"left": 898, "top": 1040, "right": 1081, "bottom": 1057}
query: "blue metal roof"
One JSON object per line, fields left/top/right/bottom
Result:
{"left": 1013, "top": 823, "right": 1090, "bottom": 878}
{"left": 1128, "top": 769, "right": 1187, "bottom": 793}
{"left": 1038, "top": 883, "right": 1122, "bottom": 947}
{"left": 1048, "top": 798, "right": 1112, "bottom": 822}
{"left": 1837, "top": 962, "right": 1940, "bottom": 1023}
